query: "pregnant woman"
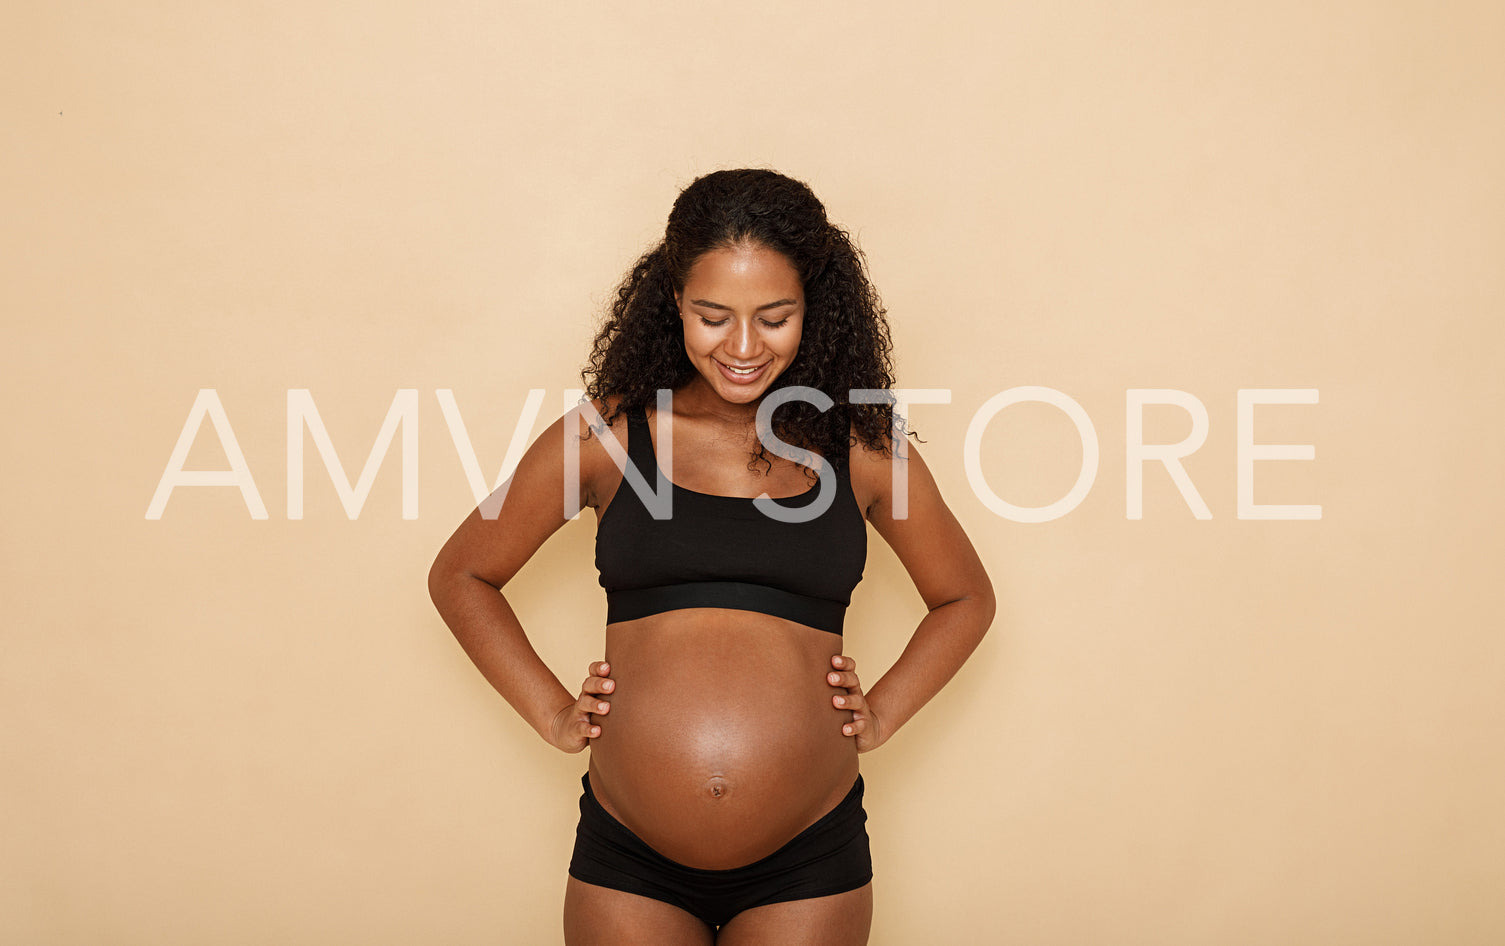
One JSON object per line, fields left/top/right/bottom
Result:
{"left": 428, "top": 169, "right": 994, "bottom": 945}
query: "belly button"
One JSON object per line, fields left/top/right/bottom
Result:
{"left": 705, "top": 776, "right": 732, "bottom": 800}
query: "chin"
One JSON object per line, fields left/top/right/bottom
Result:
{"left": 713, "top": 383, "right": 766, "bottom": 404}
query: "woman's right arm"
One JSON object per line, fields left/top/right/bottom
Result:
{"left": 427, "top": 403, "right": 615, "bottom": 752}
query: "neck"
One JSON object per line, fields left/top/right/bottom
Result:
{"left": 672, "top": 376, "right": 763, "bottom": 435}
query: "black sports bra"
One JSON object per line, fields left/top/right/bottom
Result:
{"left": 594, "top": 406, "right": 867, "bottom": 635}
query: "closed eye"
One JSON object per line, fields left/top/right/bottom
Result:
{"left": 695, "top": 315, "right": 793, "bottom": 328}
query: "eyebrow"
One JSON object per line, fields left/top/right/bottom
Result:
{"left": 687, "top": 298, "right": 799, "bottom": 312}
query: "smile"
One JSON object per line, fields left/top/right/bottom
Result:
{"left": 715, "top": 359, "right": 771, "bottom": 384}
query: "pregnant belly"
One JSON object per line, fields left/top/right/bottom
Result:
{"left": 587, "top": 609, "right": 859, "bottom": 870}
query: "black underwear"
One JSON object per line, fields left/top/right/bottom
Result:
{"left": 567, "top": 773, "right": 873, "bottom": 928}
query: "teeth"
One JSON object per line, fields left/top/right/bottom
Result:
{"left": 726, "top": 364, "right": 758, "bottom": 374}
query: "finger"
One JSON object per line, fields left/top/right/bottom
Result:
{"left": 576, "top": 692, "right": 610, "bottom": 715}
{"left": 842, "top": 717, "right": 869, "bottom": 737}
{"left": 580, "top": 718, "right": 601, "bottom": 740}
{"left": 832, "top": 692, "right": 867, "bottom": 712}
{"left": 589, "top": 661, "right": 611, "bottom": 677}
{"left": 825, "top": 671, "right": 862, "bottom": 690}
{"left": 830, "top": 655, "right": 857, "bottom": 673}
{"left": 581, "top": 674, "right": 615, "bottom": 694}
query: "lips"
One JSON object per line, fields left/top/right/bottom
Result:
{"left": 715, "top": 358, "right": 771, "bottom": 384}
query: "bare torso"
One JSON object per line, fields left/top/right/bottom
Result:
{"left": 586, "top": 608, "right": 858, "bottom": 869}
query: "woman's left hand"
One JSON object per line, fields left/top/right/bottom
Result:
{"left": 828, "top": 654, "right": 885, "bottom": 753}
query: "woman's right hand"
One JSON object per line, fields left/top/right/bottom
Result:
{"left": 548, "top": 661, "right": 613, "bottom": 753}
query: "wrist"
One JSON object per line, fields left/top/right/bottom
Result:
{"left": 540, "top": 700, "right": 573, "bottom": 746}
{"left": 863, "top": 691, "right": 900, "bottom": 749}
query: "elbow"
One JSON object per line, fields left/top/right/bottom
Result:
{"left": 968, "top": 576, "right": 998, "bottom": 641}
{"left": 427, "top": 555, "right": 450, "bottom": 608}
{"left": 928, "top": 579, "right": 996, "bottom": 643}
{"left": 428, "top": 546, "right": 469, "bottom": 609}
{"left": 977, "top": 584, "right": 997, "bottom": 636}
{"left": 428, "top": 549, "right": 501, "bottom": 610}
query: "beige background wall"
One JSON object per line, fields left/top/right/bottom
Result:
{"left": 5, "top": 2, "right": 1502, "bottom": 943}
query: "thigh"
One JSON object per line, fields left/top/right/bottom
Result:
{"left": 714, "top": 882, "right": 873, "bottom": 946}
{"left": 564, "top": 876, "right": 715, "bottom": 946}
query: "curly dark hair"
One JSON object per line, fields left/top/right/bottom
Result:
{"left": 582, "top": 168, "right": 901, "bottom": 471}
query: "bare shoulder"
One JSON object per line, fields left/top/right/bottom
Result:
{"left": 570, "top": 394, "right": 640, "bottom": 510}
{"left": 495, "top": 395, "right": 630, "bottom": 511}
{"left": 571, "top": 394, "right": 628, "bottom": 440}
{"left": 846, "top": 421, "right": 914, "bottom": 519}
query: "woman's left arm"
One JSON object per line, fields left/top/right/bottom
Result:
{"left": 832, "top": 436, "right": 996, "bottom": 752}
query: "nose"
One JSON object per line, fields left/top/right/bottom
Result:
{"left": 727, "top": 317, "right": 762, "bottom": 360}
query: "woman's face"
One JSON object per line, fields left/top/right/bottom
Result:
{"left": 675, "top": 241, "right": 805, "bottom": 407}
